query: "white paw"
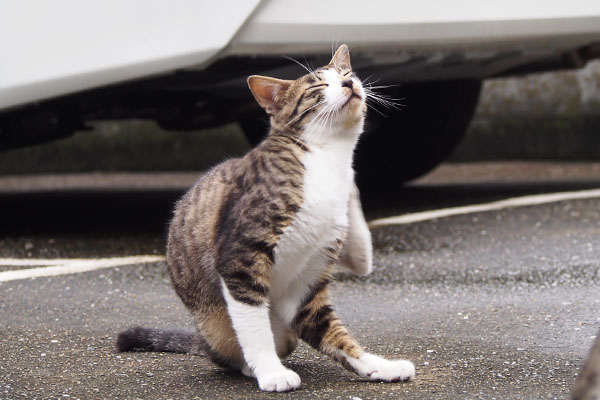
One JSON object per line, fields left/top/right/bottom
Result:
{"left": 368, "top": 359, "right": 415, "bottom": 382}
{"left": 350, "top": 353, "right": 415, "bottom": 382}
{"left": 256, "top": 368, "right": 301, "bottom": 392}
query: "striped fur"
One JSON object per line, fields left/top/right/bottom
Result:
{"left": 116, "top": 45, "right": 415, "bottom": 392}
{"left": 572, "top": 331, "right": 600, "bottom": 400}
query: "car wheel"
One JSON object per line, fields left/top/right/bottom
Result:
{"left": 354, "top": 79, "right": 481, "bottom": 188}
{"left": 238, "top": 113, "right": 270, "bottom": 147}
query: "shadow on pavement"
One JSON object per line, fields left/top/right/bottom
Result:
{"left": 2, "top": 179, "right": 600, "bottom": 235}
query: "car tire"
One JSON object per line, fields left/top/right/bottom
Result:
{"left": 354, "top": 79, "right": 481, "bottom": 188}
{"left": 239, "top": 115, "right": 270, "bottom": 146}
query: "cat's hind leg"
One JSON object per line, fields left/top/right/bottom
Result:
{"left": 193, "top": 308, "right": 245, "bottom": 371}
{"left": 292, "top": 278, "right": 415, "bottom": 382}
{"left": 271, "top": 312, "right": 299, "bottom": 358}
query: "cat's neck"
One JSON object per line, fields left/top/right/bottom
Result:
{"left": 300, "top": 121, "right": 363, "bottom": 150}
{"left": 264, "top": 118, "right": 363, "bottom": 165}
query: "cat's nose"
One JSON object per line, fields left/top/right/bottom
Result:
{"left": 342, "top": 79, "right": 353, "bottom": 89}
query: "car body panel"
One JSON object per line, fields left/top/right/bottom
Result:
{"left": 231, "top": 0, "right": 600, "bottom": 53}
{"left": 1, "top": 0, "right": 600, "bottom": 111}
{"left": 0, "top": 0, "right": 261, "bottom": 110}
{"left": 227, "top": 0, "right": 600, "bottom": 82}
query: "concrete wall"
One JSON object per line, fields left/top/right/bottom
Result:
{"left": 450, "top": 60, "right": 600, "bottom": 162}
{"left": 476, "top": 60, "right": 600, "bottom": 118}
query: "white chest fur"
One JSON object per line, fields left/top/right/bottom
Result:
{"left": 270, "top": 137, "right": 356, "bottom": 314}
{"left": 295, "top": 139, "right": 355, "bottom": 239}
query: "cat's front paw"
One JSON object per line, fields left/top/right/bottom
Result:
{"left": 368, "top": 359, "right": 415, "bottom": 382}
{"left": 256, "top": 368, "right": 301, "bottom": 392}
{"left": 352, "top": 353, "right": 415, "bottom": 382}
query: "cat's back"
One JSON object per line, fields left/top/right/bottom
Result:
{"left": 169, "top": 156, "right": 239, "bottom": 244}
{"left": 166, "top": 137, "right": 307, "bottom": 301}
{"left": 166, "top": 157, "right": 243, "bottom": 307}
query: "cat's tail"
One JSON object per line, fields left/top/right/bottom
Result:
{"left": 116, "top": 326, "right": 205, "bottom": 355}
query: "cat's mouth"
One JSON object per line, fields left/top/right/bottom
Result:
{"left": 342, "top": 93, "right": 362, "bottom": 108}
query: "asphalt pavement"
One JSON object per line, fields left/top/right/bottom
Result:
{"left": 1, "top": 162, "right": 600, "bottom": 399}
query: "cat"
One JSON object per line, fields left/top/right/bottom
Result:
{"left": 116, "top": 44, "right": 415, "bottom": 392}
{"left": 572, "top": 330, "right": 600, "bottom": 400}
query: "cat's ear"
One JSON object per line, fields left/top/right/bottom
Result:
{"left": 329, "top": 44, "right": 352, "bottom": 71}
{"left": 247, "top": 75, "right": 292, "bottom": 115}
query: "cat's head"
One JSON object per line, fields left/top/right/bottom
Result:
{"left": 247, "top": 44, "right": 366, "bottom": 141}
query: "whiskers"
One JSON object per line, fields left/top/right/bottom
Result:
{"left": 284, "top": 99, "right": 326, "bottom": 128}
{"left": 361, "top": 77, "right": 404, "bottom": 118}
{"left": 282, "top": 55, "right": 318, "bottom": 80}
{"left": 302, "top": 93, "right": 345, "bottom": 142}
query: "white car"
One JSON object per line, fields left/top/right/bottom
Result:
{"left": 1, "top": 0, "right": 600, "bottom": 184}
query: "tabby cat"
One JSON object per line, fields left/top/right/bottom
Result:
{"left": 117, "top": 44, "right": 415, "bottom": 392}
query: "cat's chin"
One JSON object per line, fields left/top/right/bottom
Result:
{"left": 341, "top": 102, "right": 366, "bottom": 129}
{"left": 342, "top": 93, "right": 362, "bottom": 108}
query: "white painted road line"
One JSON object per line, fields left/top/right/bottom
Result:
{"left": 0, "top": 258, "right": 94, "bottom": 266}
{"left": 0, "top": 255, "right": 165, "bottom": 282}
{"left": 3, "top": 188, "right": 600, "bottom": 282}
{"left": 369, "top": 188, "right": 600, "bottom": 228}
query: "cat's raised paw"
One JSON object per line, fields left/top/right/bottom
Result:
{"left": 256, "top": 368, "right": 301, "bottom": 392}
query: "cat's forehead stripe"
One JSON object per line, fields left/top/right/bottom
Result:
{"left": 321, "top": 68, "right": 340, "bottom": 82}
